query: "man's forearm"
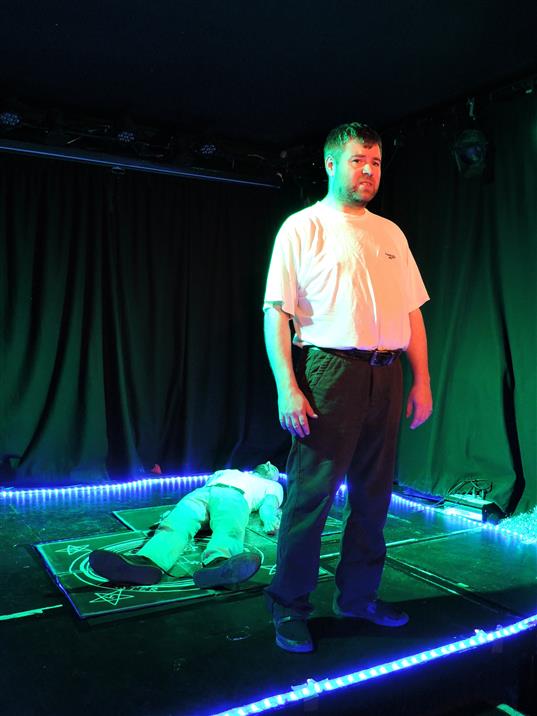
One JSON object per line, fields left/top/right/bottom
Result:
{"left": 258, "top": 495, "right": 281, "bottom": 534}
{"left": 264, "top": 306, "right": 298, "bottom": 394}
{"left": 258, "top": 495, "right": 280, "bottom": 523}
{"left": 264, "top": 305, "right": 318, "bottom": 437}
{"left": 405, "top": 308, "right": 433, "bottom": 428}
{"left": 406, "top": 308, "right": 431, "bottom": 385}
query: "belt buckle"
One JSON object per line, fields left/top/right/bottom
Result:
{"left": 369, "top": 350, "right": 394, "bottom": 367}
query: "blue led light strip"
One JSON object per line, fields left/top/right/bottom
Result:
{"left": 389, "top": 492, "right": 534, "bottom": 543}
{"left": 0, "top": 474, "right": 213, "bottom": 500}
{"left": 209, "top": 615, "right": 537, "bottom": 716}
{"left": 0, "top": 476, "right": 532, "bottom": 544}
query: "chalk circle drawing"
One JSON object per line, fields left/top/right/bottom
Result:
{"left": 61, "top": 535, "right": 266, "bottom": 598}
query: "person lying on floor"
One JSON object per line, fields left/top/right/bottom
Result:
{"left": 89, "top": 462, "right": 283, "bottom": 589}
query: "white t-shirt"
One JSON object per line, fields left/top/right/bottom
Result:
{"left": 206, "top": 469, "right": 284, "bottom": 511}
{"left": 264, "top": 202, "right": 429, "bottom": 350}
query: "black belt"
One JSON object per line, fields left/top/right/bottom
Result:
{"left": 311, "top": 346, "right": 402, "bottom": 367}
{"left": 210, "top": 483, "right": 245, "bottom": 495}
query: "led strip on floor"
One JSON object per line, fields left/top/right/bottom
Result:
{"left": 209, "top": 615, "right": 537, "bottom": 716}
{"left": 0, "top": 474, "right": 212, "bottom": 501}
{"left": 389, "top": 491, "right": 534, "bottom": 542}
{"left": 0, "top": 475, "right": 533, "bottom": 543}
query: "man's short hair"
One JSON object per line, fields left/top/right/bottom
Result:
{"left": 252, "top": 462, "right": 280, "bottom": 481}
{"left": 324, "top": 122, "right": 382, "bottom": 160}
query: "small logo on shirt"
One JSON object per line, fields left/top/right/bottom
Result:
{"left": 385, "top": 252, "right": 397, "bottom": 259}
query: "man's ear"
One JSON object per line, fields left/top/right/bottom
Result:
{"left": 325, "top": 154, "right": 336, "bottom": 177}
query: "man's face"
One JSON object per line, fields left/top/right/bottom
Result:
{"left": 326, "top": 139, "right": 382, "bottom": 207}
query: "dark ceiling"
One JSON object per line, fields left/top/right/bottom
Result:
{"left": 1, "top": 1, "right": 536, "bottom": 160}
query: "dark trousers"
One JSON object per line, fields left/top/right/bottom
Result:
{"left": 266, "top": 347, "right": 403, "bottom": 615}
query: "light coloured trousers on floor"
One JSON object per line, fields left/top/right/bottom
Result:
{"left": 138, "top": 485, "right": 251, "bottom": 572}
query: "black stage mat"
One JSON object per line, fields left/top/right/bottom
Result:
{"left": 112, "top": 497, "right": 465, "bottom": 548}
{"left": 389, "top": 527, "right": 537, "bottom": 618}
{"left": 329, "top": 493, "right": 475, "bottom": 546}
{"left": 33, "top": 498, "right": 497, "bottom": 622}
{"left": 35, "top": 530, "right": 214, "bottom": 618}
{"left": 384, "top": 500, "right": 475, "bottom": 544}
{"left": 35, "top": 526, "right": 332, "bottom": 619}
{"left": 112, "top": 504, "right": 344, "bottom": 541}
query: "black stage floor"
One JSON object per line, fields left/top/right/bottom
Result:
{"left": 1, "top": 477, "right": 536, "bottom": 716}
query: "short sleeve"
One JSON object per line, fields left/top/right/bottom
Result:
{"left": 263, "top": 221, "right": 299, "bottom": 316}
{"left": 405, "top": 246, "right": 430, "bottom": 312}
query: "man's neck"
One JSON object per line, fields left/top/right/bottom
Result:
{"left": 321, "top": 194, "right": 367, "bottom": 216}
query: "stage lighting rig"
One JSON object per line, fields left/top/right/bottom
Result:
{"left": 198, "top": 142, "right": 217, "bottom": 156}
{"left": 0, "top": 111, "right": 21, "bottom": 129}
{"left": 452, "top": 97, "right": 488, "bottom": 178}
{"left": 452, "top": 128, "right": 488, "bottom": 178}
{"left": 116, "top": 129, "right": 136, "bottom": 144}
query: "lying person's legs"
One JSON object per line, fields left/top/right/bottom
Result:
{"left": 89, "top": 488, "right": 209, "bottom": 585}
{"left": 192, "top": 486, "right": 261, "bottom": 589}
{"left": 139, "top": 489, "right": 209, "bottom": 571}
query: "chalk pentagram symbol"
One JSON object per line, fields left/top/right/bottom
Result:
{"left": 56, "top": 544, "right": 91, "bottom": 555}
{"left": 90, "top": 588, "right": 134, "bottom": 606}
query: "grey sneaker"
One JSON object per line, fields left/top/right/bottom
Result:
{"left": 89, "top": 550, "right": 163, "bottom": 585}
{"left": 274, "top": 615, "right": 314, "bottom": 653}
{"left": 333, "top": 597, "right": 409, "bottom": 627}
{"left": 192, "top": 552, "right": 261, "bottom": 589}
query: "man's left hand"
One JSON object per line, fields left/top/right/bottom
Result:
{"left": 406, "top": 383, "right": 433, "bottom": 429}
{"left": 261, "top": 517, "right": 281, "bottom": 535}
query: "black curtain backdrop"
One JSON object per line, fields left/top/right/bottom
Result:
{"left": 0, "top": 157, "right": 293, "bottom": 485}
{"left": 380, "top": 91, "right": 536, "bottom": 514}
{"left": 1, "top": 90, "right": 535, "bottom": 514}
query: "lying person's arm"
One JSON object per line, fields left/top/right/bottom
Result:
{"left": 258, "top": 494, "right": 281, "bottom": 535}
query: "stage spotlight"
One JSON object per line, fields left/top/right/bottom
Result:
{"left": 116, "top": 129, "right": 136, "bottom": 144}
{"left": 0, "top": 111, "right": 21, "bottom": 128}
{"left": 199, "top": 142, "right": 217, "bottom": 156}
{"left": 452, "top": 129, "right": 488, "bottom": 178}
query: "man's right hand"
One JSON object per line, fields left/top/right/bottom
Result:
{"left": 278, "top": 388, "right": 318, "bottom": 438}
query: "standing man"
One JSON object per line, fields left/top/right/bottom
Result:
{"left": 263, "top": 122, "right": 432, "bottom": 653}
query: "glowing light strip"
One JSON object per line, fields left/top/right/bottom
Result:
{"left": 1, "top": 475, "right": 532, "bottom": 544}
{"left": 0, "top": 474, "right": 213, "bottom": 500}
{"left": 209, "top": 615, "right": 537, "bottom": 716}
{"left": 389, "top": 492, "right": 534, "bottom": 543}
{"left": 443, "top": 506, "right": 484, "bottom": 522}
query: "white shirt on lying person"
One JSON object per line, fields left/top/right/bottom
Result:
{"left": 206, "top": 469, "right": 284, "bottom": 512}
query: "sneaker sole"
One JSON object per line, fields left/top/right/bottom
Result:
{"left": 193, "top": 553, "right": 261, "bottom": 589}
{"left": 334, "top": 608, "right": 409, "bottom": 627}
{"left": 89, "top": 550, "right": 162, "bottom": 585}
{"left": 275, "top": 635, "right": 314, "bottom": 653}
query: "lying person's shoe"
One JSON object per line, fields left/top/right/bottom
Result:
{"left": 273, "top": 615, "right": 314, "bottom": 653}
{"left": 333, "top": 597, "right": 409, "bottom": 627}
{"left": 89, "top": 550, "right": 163, "bottom": 585}
{"left": 192, "top": 552, "right": 261, "bottom": 589}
